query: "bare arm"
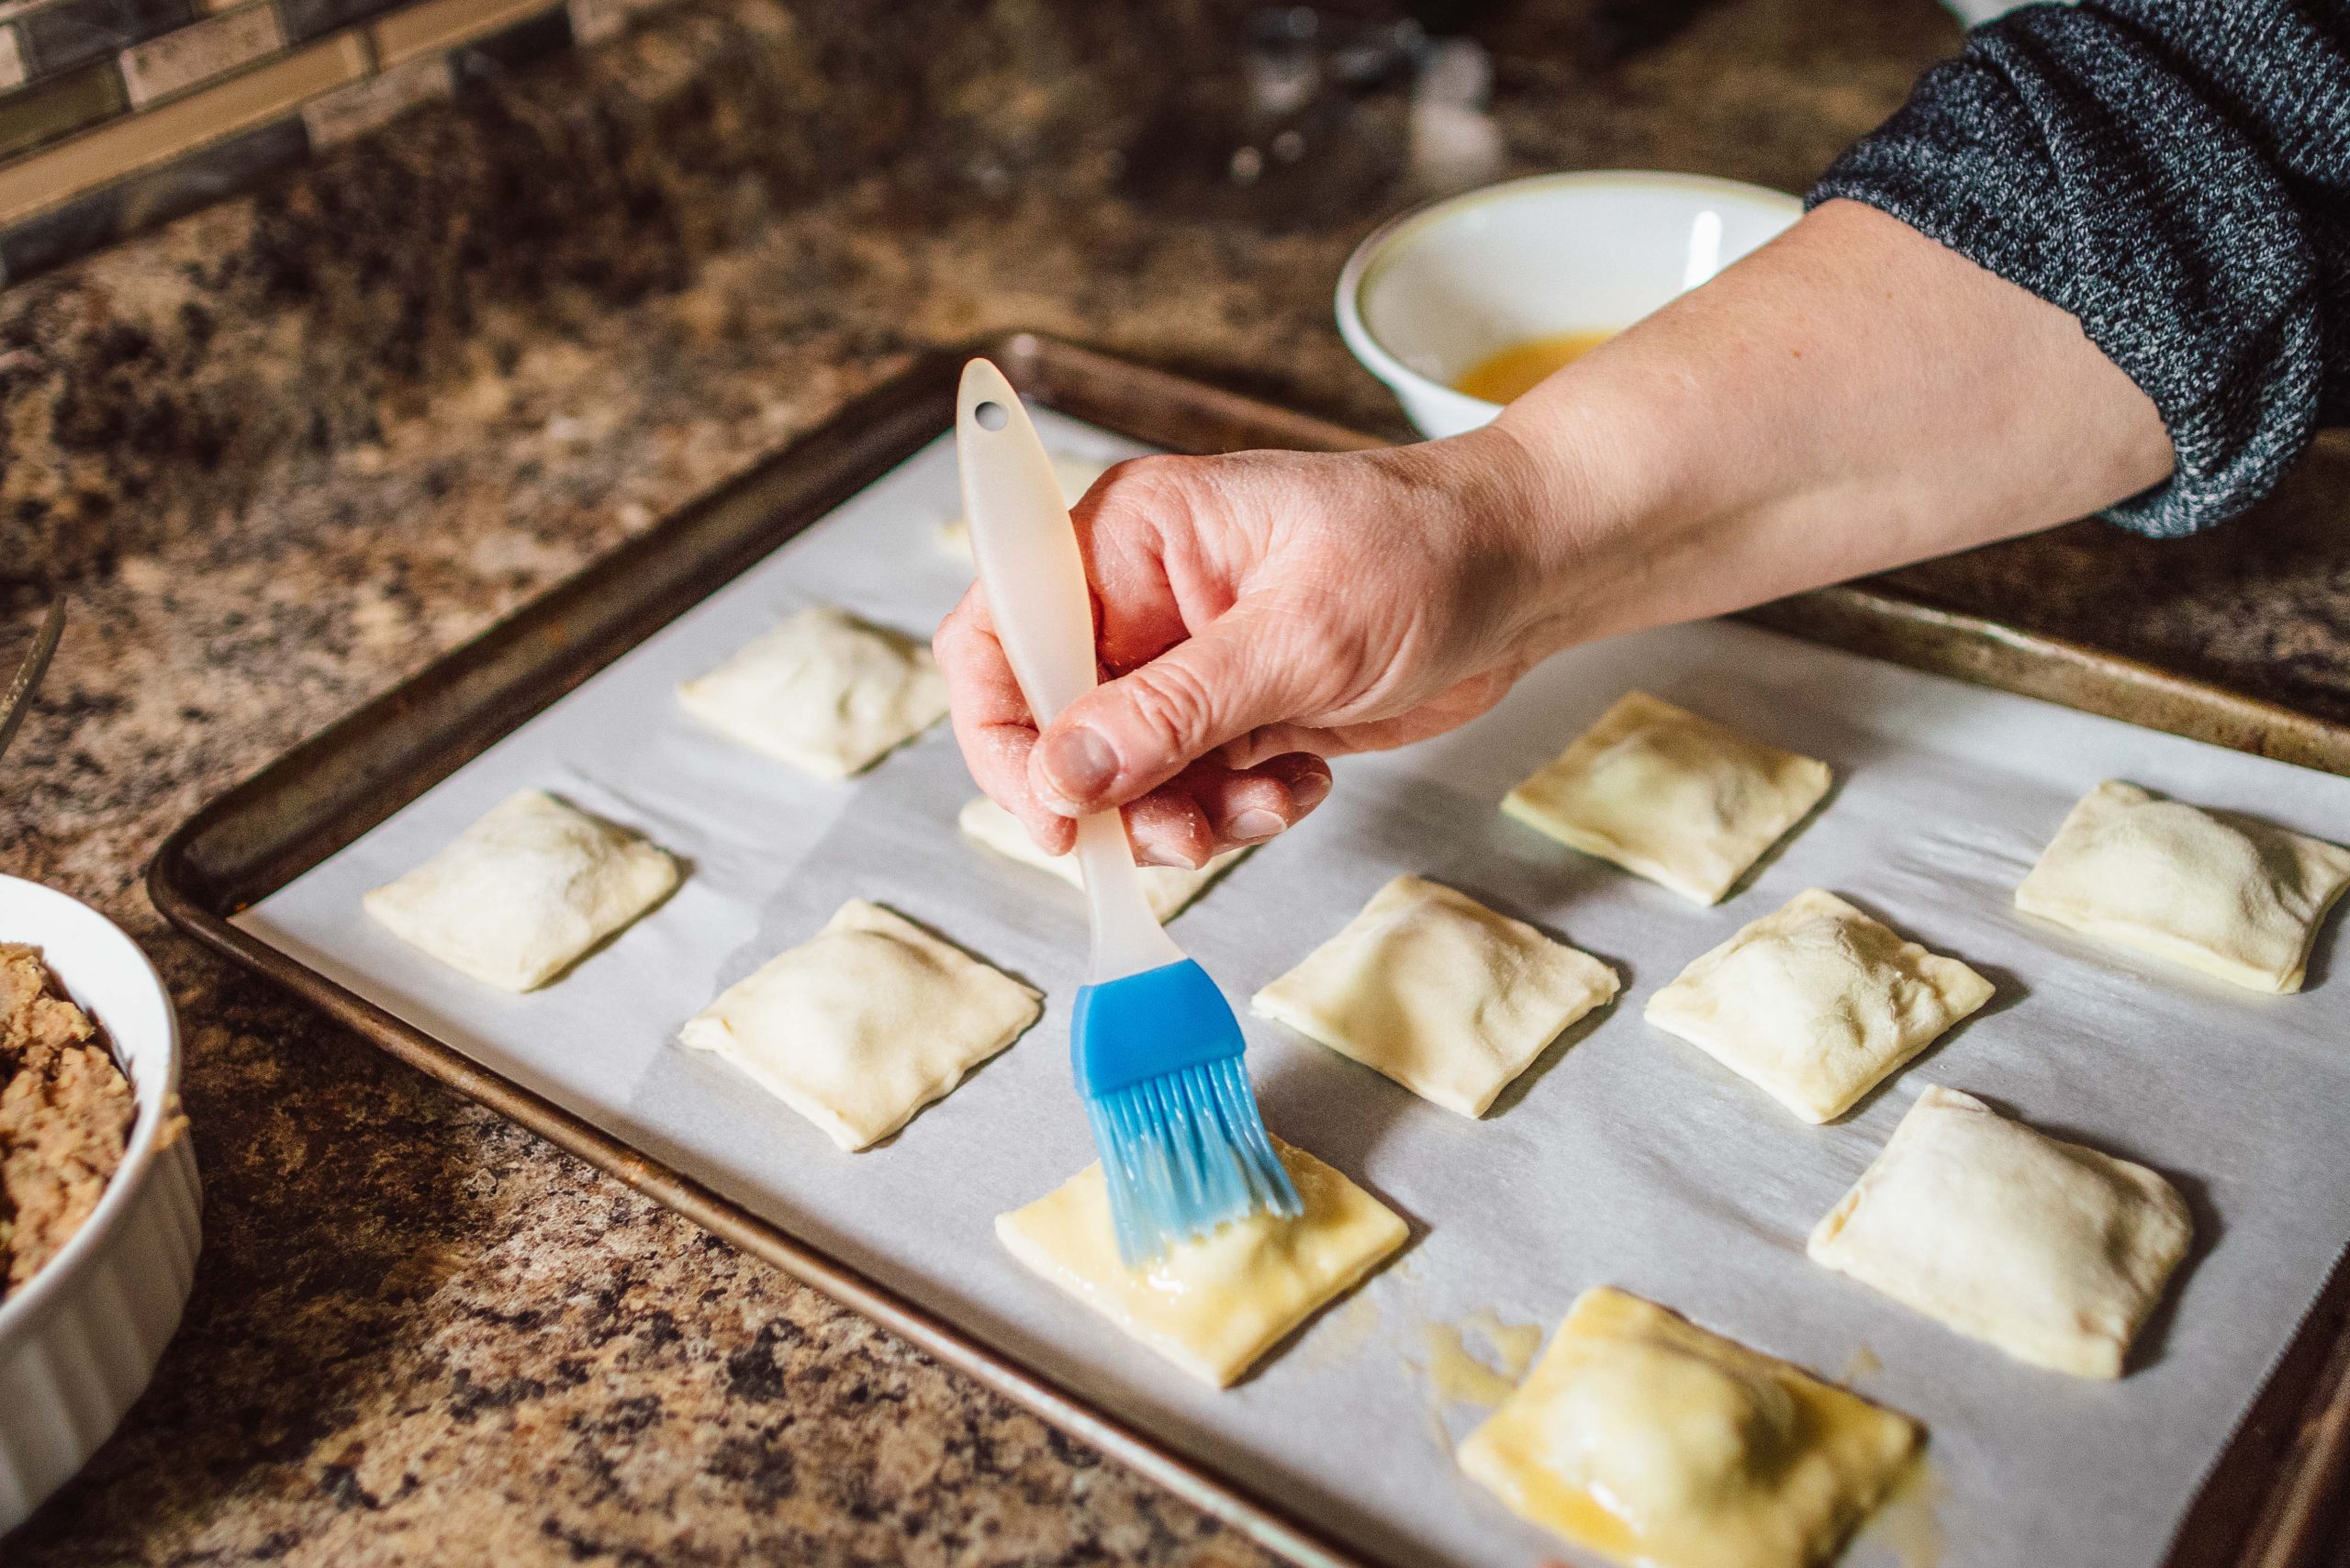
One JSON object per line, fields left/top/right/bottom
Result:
{"left": 1493, "top": 197, "right": 2173, "bottom": 654}
{"left": 935, "top": 201, "right": 2172, "bottom": 868}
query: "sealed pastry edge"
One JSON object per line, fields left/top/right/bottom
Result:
{"left": 1642, "top": 890, "right": 1993, "bottom": 1124}
{"left": 1805, "top": 1083, "right": 2195, "bottom": 1379}
{"left": 362, "top": 788, "right": 682, "bottom": 992}
{"left": 677, "top": 899, "right": 1042, "bottom": 1151}
{"left": 2014, "top": 779, "right": 2350, "bottom": 995}
{"left": 991, "top": 1137, "right": 1407, "bottom": 1388}
{"left": 1455, "top": 1284, "right": 1924, "bottom": 1568}
{"left": 676, "top": 605, "right": 948, "bottom": 779}
{"left": 1248, "top": 874, "right": 1622, "bottom": 1117}
{"left": 1498, "top": 690, "right": 1833, "bottom": 906}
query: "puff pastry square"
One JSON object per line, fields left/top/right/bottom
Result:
{"left": 995, "top": 1137, "right": 1405, "bottom": 1387}
{"left": 678, "top": 900, "right": 1039, "bottom": 1150}
{"left": 2015, "top": 779, "right": 2350, "bottom": 993}
{"left": 1459, "top": 1286, "right": 1920, "bottom": 1568}
{"left": 364, "top": 789, "right": 678, "bottom": 991}
{"left": 1250, "top": 875, "right": 1619, "bottom": 1117}
{"left": 678, "top": 605, "right": 947, "bottom": 778}
{"left": 1808, "top": 1085, "right": 2192, "bottom": 1378}
{"left": 957, "top": 796, "right": 1243, "bottom": 922}
{"left": 1645, "top": 890, "right": 1991, "bottom": 1124}
{"left": 1502, "top": 692, "right": 1831, "bottom": 904}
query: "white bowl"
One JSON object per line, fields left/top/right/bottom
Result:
{"left": 1336, "top": 171, "right": 1802, "bottom": 437}
{"left": 0, "top": 876, "right": 199, "bottom": 1532}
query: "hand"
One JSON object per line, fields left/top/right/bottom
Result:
{"left": 933, "top": 427, "right": 1567, "bottom": 868}
{"left": 938, "top": 202, "right": 2174, "bottom": 872}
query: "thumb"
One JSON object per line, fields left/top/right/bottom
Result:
{"left": 1029, "top": 601, "right": 1316, "bottom": 814}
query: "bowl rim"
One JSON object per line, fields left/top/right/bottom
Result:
{"left": 1334, "top": 168, "right": 1805, "bottom": 420}
{"left": 0, "top": 873, "right": 185, "bottom": 1342}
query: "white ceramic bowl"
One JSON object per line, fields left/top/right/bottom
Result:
{"left": 0, "top": 875, "right": 199, "bottom": 1532}
{"left": 1336, "top": 170, "right": 1803, "bottom": 437}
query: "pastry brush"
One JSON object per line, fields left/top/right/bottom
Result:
{"left": 955, "top": 358, "right": 1302, "bottom": 1265}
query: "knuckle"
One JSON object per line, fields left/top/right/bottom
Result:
{"left": 1104, "top": 452, "right": 1194, "bottom": 489}
{"left": 1122, "top": 657, "right": 1220, "bottom": 755}
{"left": 932, "top": 599, "right": 976, "bottom": 655}
{"left": 1093, "top": 454, "right": 1204, "bottom": 519}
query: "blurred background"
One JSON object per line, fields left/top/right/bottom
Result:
{"left": 6, "top": 1, "right": 2349, "bottom": 1564}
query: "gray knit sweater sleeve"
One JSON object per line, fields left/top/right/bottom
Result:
{"left": 1808, "top": 1, "right": 2350, "bottom": 537}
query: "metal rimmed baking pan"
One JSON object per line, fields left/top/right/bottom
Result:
{"left": 152, "top": 334, "right": 2350, "bottom": 1568}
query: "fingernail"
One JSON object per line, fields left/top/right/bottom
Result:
{"left": 1040, "top": 726, "right": 1118, "bottom": 805}
{"left": 1137, "top": 842, "right": 1202, "bottom": 869}
{"left": 1290, "top": 771, "right": 1333, "bottom": 812}
{"left": 1228, "top": 809, "right": 1285, "bottom": 844}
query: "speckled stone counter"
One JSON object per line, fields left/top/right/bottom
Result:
{"left": 8, "top": 0, "right": 2343, "bottom": 1561}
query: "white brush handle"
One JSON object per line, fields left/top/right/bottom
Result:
{"left": 957, "top": 359, "right": 1184, "bottom": 984}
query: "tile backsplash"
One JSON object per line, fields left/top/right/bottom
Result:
{"left": 0, "top": 0, "right": 670, "bottom": 283}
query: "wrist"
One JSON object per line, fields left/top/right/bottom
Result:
{"left": 1466, "top": 392, "right": 1657, "bottom": 656}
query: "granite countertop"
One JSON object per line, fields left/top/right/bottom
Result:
{"left": 4, "top": 0, "right": 2346, "bottom": 1561}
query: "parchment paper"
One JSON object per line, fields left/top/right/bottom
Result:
{"left": 242, "top": 412, "right": 2350, "bottom": 1568}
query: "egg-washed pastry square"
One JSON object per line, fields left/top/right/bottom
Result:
{"left": 1644, "top": 890, "right": 1990, "bottom": 1124}
{"left": 1808, "top": 1085, "right": 2192, "bottom": 1379}
{"left": 1501, "top": 691, "right": 1831, "bottom": 904}
{"left": 364, "top": 789, "right": 679, "bottom": 991}
{"left": 995, "top": 1137, "right": 1405, "bottom": 1387}
{"left": 937, "top": 454, "right": 1111, "bottom": 561}
{"left": 678, "top": 605, "right": 948, "bottom": 778}
{"left": 957, "top": 796, "right": 1245, "bottom": 922}
{"left": 678, "top": 900, "right": 1039, "bottom": 1151}
{"left": 2014, "top": 779, "right": 2350, "bottom": 993}
{"left": 1250, "top": 875, "right": 1619, "bottom": 1118}
{"left": 1458, "top": 1285, "right": 1919, "bottom": 1568}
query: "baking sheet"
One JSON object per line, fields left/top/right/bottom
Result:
{"left": 238, "top": 410, "right": 2350, "bottom": 1568}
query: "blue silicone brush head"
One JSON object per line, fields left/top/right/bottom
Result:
{"left": 1071, "top": 958, "right": 1303, "bottom": 1265}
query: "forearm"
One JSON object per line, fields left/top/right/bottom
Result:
{"left": 947, "top": 2, "right": 2346, "bottom": 863}
{"left": 1812, "top": 0, "right": 2350, "bottom": 535}
{"left": 1486, "top": 199, "right": 2174, "bottom": 654}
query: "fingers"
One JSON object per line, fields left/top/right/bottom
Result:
{"left": 944, "top": 447, "right": 1348, "bottom": 861}
{"left": 1121, "top": 752, "right": 1335, "bottom": 868}
{"left": 934, "top": 589, "right": 1074, "bottom": 857}
{"left": 938, "top": 589, "right": 1334, "bottom": 865}
{"left": 1221, "top": 720, "right": 1353, "bottom": 770}
{"left": 1120, "top": 785, "right": 1215, "bottom": 869}
{"left": 1032, "top": 452, "right": 1325, "bottom": 819}
{"left": 1026, "top": 599, "right": 1321, "bottom": 817}
{"left": 1200, "top": 752, "right": 1332, "bottom": 845}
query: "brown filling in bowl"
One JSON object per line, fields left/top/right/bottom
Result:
{"left": 0, "top": 941, "right": 135, "bottom": 1301}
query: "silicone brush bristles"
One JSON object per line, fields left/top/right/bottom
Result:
{"left": 1086, "top": 1058, "right": 1301, "bottom": 1266}
{"left": 1069, "top": 957, "right": 1303, "bottom": 1265}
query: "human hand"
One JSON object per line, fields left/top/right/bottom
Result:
{"left": 937, "top": 205, "right": 2174, "bottom": 874}
{"left": 934, "top": 426, "right": 1568, "bottom": 868}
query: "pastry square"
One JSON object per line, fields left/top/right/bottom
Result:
{"left": 1644, "top": 890, "right": 1991, "bottom": 1124}
{"left": 938, "top": 454, "right": 1111, "bottom": 561}
{"left": 2015, "top": 779, "right": 2350, "bottom": 993}
{"left": 364, "top": 789, "right": 678, "bottom": 991}
{"left": 995, "top": 1137, "right": 1405, "bottom": 1387}
{"left": 1250, "top": 876, "right": 1618, "bottom": 1117}
{"left": 957, "top": 795, "right": 1244, "bottom": 921}
{"left": 678, "top": 605, "right": 948, "bottom": 778}
{"left": 678, "top": 900, "right": 1039, "bottom": 1150}
{"left": 1502, "top": 691, "right": 1831, "bottom": 904}
{"left": 1459, "top": 1286, "right": 1920, "bottom": 1568}
{"left": 1808, "top": 1085, "right": 2192, "bottom": 1378}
